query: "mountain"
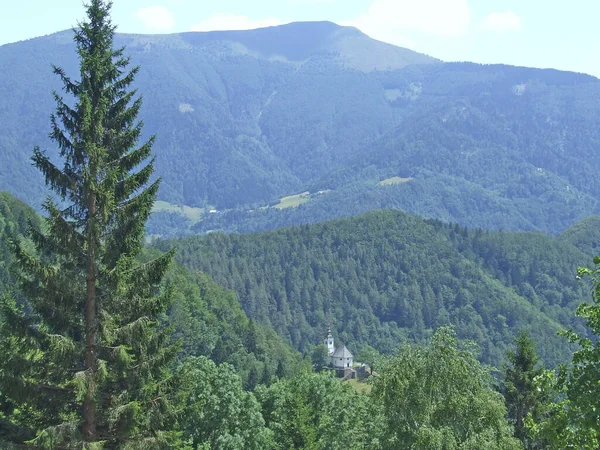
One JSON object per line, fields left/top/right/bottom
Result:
{"left": 154, "top": 209, "right": 595, "bottom": 367}
{"left": 0, "top": 22, "right": 435, "bottom": 210}
{"left": 1, "top": 22, "right": 600, "bottom": 236}
{"left": 188, "top": 63, "right": 600, "bottom": 236}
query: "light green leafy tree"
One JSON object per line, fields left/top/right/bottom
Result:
{"left": 356, "top": 344, "right": 381, "bottom": 375}
{"left": 372, "top": 327, "right": 521, "bottom": 450}
{"left": 256, "top": 371, "right": 383, "bottom": 450}
{"left": 566, "top": 259, "right": 600, "bottom": 444}
{"left": 311, "top": 345, "right": 329, "bottom": 372}
{"left": 177, "top": 357, "right": 274, "bottom": 450}
{"left": 534, "top": 257, "right": 600, "bottom": 448}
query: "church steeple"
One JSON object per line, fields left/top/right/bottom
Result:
{"left": 324, "top": 325, "right": 335, "bottom": 355}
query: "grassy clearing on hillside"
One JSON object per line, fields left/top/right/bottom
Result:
{"left": 153, "top": 200, "right": 205, "bottom": 223}
{"left": 378, "top": 176, "right": 413, "bottom": 186}
{"left": 344, "top": 377, "right": 372, "bottom": 394}
{"left": 273, "top": 192, "right": 310, "bottom": 209}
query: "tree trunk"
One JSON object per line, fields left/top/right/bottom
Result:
{"left": 83, "top": 193, "right": 97, "bottom": 442}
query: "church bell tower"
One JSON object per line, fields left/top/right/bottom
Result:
{"left": 324, "top": 326, "right": 335, "bottom": 355}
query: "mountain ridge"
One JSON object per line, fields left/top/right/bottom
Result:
{"left": 2, "top": 21, "right": 600, "bottom": 236}
{"left": 155, "top": 207, "right": 595, "bottom": 367}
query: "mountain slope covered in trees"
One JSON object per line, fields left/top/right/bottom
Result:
{"left": 155, "top": 210, "right": 596, "bottom": 367}
{"left": 2, "top": 23, "right": 600, "bottom": 235}
{"left": 0, "top": 191, "right": 302, "bottom": 391}
{"left": 0, "top": 22, "right": 435, "bottom": 210}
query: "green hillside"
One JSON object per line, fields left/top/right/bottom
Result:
{"left": 155, "top": 210, "right": 594, "bottom": 367}
{"left": 0, "top": 192, "right": 302, "bottom": 387}
{"left": 2, "top": 23, "right": 600, "bottom": 236}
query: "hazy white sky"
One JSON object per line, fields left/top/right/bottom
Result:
{"left": 2, "top": 0, "right": 598, "bottom": 77}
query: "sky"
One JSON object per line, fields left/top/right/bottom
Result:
{"left": 2, "top": 0, "right": 598, "bottom": 77}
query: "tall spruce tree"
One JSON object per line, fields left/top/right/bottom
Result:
{"left": 501, "top": 332, "right": 546, "bottom": 448}
{"left": 0, "top": 1, "right": 178, "bottom": 448}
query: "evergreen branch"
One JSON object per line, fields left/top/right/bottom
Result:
{"left": 44, "top": 200, "right": 86, "bottom": 253}
{"left": 31, "top": 148, "right": 76, "bottom": 200}
{"left": 117, "top": 251, "right": 174, "bottom": 296}
{"left": 50, "top": 112, "right": 76, "bottom": 157}
{"left": 52, "top": 65, "right": 79, "bottom": 95}
{"left": 107, "top": 89, "right": 138, "bottom": 125}
{"left": 113, "top": 160, "right": 156, "bottom": 205}
{"left": 106, "top": 93, "right": 142, "bottom": 137}
{"left": 111, "top": 134, "right": 152, "bottom": 172}
{"left": 102, "top": 183, "right": 161, "bottom": 268}
{"left": 112, "top": 65, "right": 139, "bottom": 91}
{"left": 26, "top": 421, "right": 81, "bottom": 449}
{"left": 27, "top": 201, "right": 86, "bottom": 263}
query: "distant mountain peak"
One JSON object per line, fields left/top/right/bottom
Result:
{"left": 185, "top": 21, "right": 439, "bottom": 71}
{"left": 11, "top": 21, "right": 438, "bottom": 72}
{"left": 120, "top": 20, "right": 440, "bottom": 72}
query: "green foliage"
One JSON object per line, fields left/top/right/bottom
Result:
{"left": 164, "top": 260, "right": 304, "bottom": 387}
{"left": 556, "top": 258, "right": 600, "bottom": 447}
{"left": 1, "top": 197, "right": 558, "bottom": 448}
{"left": 256, "top": 371, "right": 383, "bottom": 450}
{"left": 0, "top": 192, "right": 41, "bottom": 294}
{"left": 501, "top": 332, "right": 547, "bottom": 448}
{"left": 156, "top": 210, "right": 591, "bottom": 367}
{"left": 524, "top": 256, "right": 600, "bottom": 449}
{"left": 355, "top": 344, "right": 380, "bottom": 374}
{"left": 558, "top": 215, "right": 600, "bottom": 256}
{"left": 310, "top": 345, "right": 329, "bottom": 372}
{"left": 524, "top": 369, "right": 575, "bottom": 449}
{"left": 177, "top": 357, "right": 274, "bottom": 450}
{"left": 0, "top": 1, "right": 180, "bottom": 447}
{"left": 0, "top": 193, "right": 305, "bottom": 446}
{"left": 372, "top": 327, "right": 521, "bottom": 449}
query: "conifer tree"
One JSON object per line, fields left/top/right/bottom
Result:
{"left": 501, "top": 331, "right": 546, "bottom": 448}
{"left": 0, "top": 1, "right": 178, "bottom": 447}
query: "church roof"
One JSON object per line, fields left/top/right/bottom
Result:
{"left": 332, "top": 344, "right": 353, "bottom": 359}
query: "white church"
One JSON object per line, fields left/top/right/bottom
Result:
{"left": 324, "top": 327, "right": 354, "bottom": 370}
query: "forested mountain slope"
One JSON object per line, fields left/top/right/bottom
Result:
{"left": 0, "top": 192, "right": 302, "bottom": 387}
{"left": 0, "top": 22, "right": 435, "bottom": 210}
{"left": 2, "top": 23, "right": 600, "bottom": 235}
{"left": 189, "top": 63, "right": 600, "bottom": 236}
{"left": 155, "top": 210, "right": 595, "bottom": 366}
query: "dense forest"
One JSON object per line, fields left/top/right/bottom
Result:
{"left": 153, "top": 209, "right": 596, "bottom": 367}
{"left": 4, "top": 184, "right": 600, "bottom": 448}
{"left": 0, "top": 192, "right": 302, "bottom": 390}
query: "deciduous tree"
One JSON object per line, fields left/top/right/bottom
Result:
{"left": 372, "top": 327, "right": 521, "bottom": 450}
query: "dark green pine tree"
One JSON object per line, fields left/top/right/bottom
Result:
{"left": 0, "top": 1, "right": 179, "bottom": 448}
{"left": 501, "top": 331, "right": 546, "bottom": 448}
{"left": 276, "top": 360, "right": 286, "bottom": 379}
